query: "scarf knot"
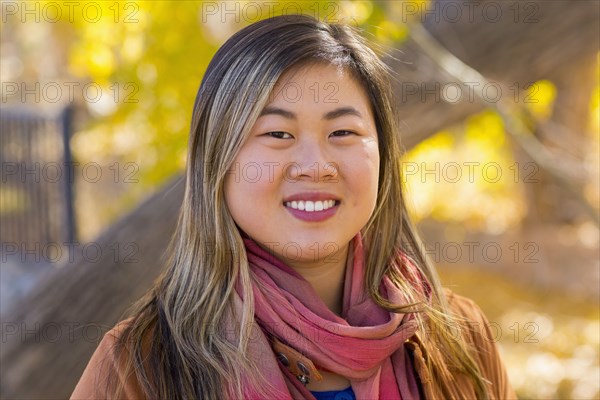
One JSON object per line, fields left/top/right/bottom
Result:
{"left": 234, "top": 232, "right": 431, "bottom": 399}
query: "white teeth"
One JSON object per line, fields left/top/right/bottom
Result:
{"left": 284, "top": 200, "right": 337, "bottom": 212}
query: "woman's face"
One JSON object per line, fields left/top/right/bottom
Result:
{"left": 224, "top": 62, "right": 380, "bottom": 270}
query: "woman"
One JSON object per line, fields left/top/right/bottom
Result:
{"left": 71, "top": 14, "right": 516, "bottom": 400}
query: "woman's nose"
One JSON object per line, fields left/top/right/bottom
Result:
{"left": 284, "top": 139, "right": 338, "bottom": 182}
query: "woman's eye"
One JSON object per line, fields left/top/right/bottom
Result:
{"left": 331, "top": 130, "right": 355, "bottom": 137}
{"left": 265, "top": 131, "right": 292, "bottom": 139}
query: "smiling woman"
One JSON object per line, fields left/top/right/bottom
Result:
{"left": 71, "top": 14, "right": 516, "bottom": 400}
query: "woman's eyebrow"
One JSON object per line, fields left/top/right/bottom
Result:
{"left": 259, "top": 106, "right": 363, "bottom": 120}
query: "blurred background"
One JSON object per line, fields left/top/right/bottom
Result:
{"left": 1, "top": 1, "right": 598, "bottom": 398}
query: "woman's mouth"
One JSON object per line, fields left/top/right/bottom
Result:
{"left": 283, "top": 200, "right": 340, "bottom": 222}
{"left": 284, "top": 200, "right": 338, "bottom": 211}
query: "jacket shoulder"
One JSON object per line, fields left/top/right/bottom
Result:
{"left": 441, "top": 287, "right": 518, "bottom": 400}
{"left": 70, "top": 318, "right": 145, "bottom": 400}
{"left": 443, "top": 287, "right": 482, "bottom": 314}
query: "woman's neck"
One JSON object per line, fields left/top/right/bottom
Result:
{"left": 285, "top": 243, "right": 350, "bottom": 316}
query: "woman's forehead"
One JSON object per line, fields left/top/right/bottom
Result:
{"left": 265, "top": 62, "right": 369, "bottom": 109}
{"left": 275, "top": 62, "right": 350, "bottom": 87}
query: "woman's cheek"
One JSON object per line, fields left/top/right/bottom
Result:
{"left": 358, "top": 150, "right": 380, "bottom": 214}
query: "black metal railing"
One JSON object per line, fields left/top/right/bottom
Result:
{"left": 0, "top": 105, "right": 76, "bottom": 263}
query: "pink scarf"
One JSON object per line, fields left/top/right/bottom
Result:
{"left": 233, "top": 232, "right": 432, "bottom": 399}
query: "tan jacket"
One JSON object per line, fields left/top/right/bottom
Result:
{"left": 71, "top": 288, "right": 517, "bottom": 399}
{"left": 407, "top": 289, "right": 517, "bottom": 399}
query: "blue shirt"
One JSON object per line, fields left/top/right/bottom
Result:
{"left": 310, "top": 386, "right": 356, "bottom": 400}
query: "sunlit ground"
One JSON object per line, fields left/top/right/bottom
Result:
{"left": 439, "top": 266, "right": 600, "bottom": 400}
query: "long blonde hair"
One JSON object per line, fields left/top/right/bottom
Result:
{"left": 109, "top": 14, "right": 490, "bottom": 399}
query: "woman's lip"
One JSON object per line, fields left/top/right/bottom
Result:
{"left": 284, "top": 202, "right": 339, "bottom": 222}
